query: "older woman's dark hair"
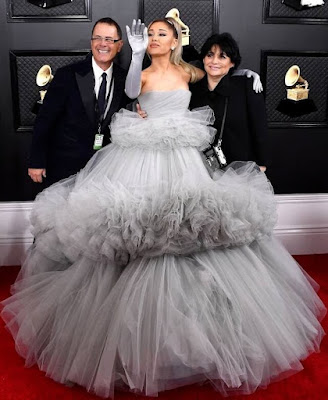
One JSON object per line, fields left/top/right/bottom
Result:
{"left": 200, "top": 33, "right": 241, "bottom": 73}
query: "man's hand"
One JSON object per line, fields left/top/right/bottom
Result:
{"left": 28, "top": 168, "right": 46, "bottom": 183}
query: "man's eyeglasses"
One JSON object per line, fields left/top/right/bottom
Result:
{"left": 91, "top": 36, "right": 121, "bottom": 44}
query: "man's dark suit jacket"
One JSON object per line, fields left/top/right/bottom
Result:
{"left": 29, "top": 54, "right": 129, "bottom": 186}
{"left": 189, "top": 74, "right": 269, "bottom": 167}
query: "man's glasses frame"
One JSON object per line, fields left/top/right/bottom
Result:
{"left": 91, "top": 36, "right": 121, "bottom": 44}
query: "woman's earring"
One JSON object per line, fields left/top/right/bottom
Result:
{"left": 171, "top": 47, "right": 175, "bottom": 51}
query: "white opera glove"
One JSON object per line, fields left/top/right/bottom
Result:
{"left": 232, "top": 69, "right": 263, "bottom": 93}
{"left": 125, "top": 19, "right": 148, "bottom": 99}
{"left": 301, "top": 0, "right": 324, "bottom": 7}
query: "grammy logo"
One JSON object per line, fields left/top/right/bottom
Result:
{"left": 36, "top": 64, "right": 54, "bottom": 104}
{"left": 285, "top": 65, "right": 309, "bottom": 101}
{"left": 31, "top": 64, "right": 54, "bottom": 114}
{"left": 165, "top": 8, "right": 190, "bottom": 46}
{"left": 276, "top": 64, "right": 317, "bottom": 117}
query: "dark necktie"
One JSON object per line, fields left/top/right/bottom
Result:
{"left": 98, "top": 72, "right": 107, "bottom": 117}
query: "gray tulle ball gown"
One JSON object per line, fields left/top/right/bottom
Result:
{"left": 1, "top": 90, "right": 326, "bottom": 398}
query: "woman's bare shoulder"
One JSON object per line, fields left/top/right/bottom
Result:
{"left": 175, "top": 64, "right": 191, "bottom": 82}
{"left": 176, "top": 63, "right": 205, "bottom": 83}
{"left": 141, "top": 68, "right": 153, "bottom": 85}
{"left": 194, "top": 66, "right": 205, "bottom": 81}
{"left": 141, "top": 67, "right": 152, "bottom": 77}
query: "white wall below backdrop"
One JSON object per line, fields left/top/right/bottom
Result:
{"left": 0, "top": 194, "right": 328, "bottom": 266}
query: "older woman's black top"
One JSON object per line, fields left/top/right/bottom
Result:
{"left": 189, "top": 74, "right": 269, "bottom": 167}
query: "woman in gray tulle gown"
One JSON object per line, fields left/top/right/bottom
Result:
{"left": 1, "top": 17, "right": 326, "bottom": 399}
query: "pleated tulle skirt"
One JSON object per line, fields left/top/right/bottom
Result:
{"left": 1, "top": 97, "right": 326, "bottom": 397}
{"left": 1, "top": 236, "right": 325, "bottom": 398}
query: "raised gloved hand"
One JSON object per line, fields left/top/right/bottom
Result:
{"left": 125, "top": 19, "right": 148, "bottom": 99}
{"left": 232, "top": 69, "right": 263, "bottom": 93}
{"left": 126, "top": 19, "right": 148, "bottom": 56}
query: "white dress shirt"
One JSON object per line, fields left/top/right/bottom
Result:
{"left": 92, "top": 57, "right": 114, "bottom": 117}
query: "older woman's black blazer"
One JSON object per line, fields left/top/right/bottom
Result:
{"left": 189, "top": 74, "right": 269, "bottom": 167}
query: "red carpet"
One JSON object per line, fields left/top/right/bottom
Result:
{"left": 0, "top": 255, "right": 327, "bottom": 400}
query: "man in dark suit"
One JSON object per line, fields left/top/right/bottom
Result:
{"left": 28, "top": 17, "right": 130, "bottom": 186}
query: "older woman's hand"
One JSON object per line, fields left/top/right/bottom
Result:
{"left": 136, "top": 103, "right": 147, "bottom": 119}
{"left": 233, "top": 69, "right": 263, "bottom": 93}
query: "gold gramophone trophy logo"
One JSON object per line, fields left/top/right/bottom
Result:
{"left": 32, "top": 64, "right": 53, "bottom": 114}
{"left": 164, "top": 8, "right": 201, "bottom": 65}
{"left": 276, "top": 64, "right": 317, "bottom": 117}
{"left": 285, "top": 65, "right": 309, "bottom": 101}
{"left": 165, "top": 8, "right": 190, "bottom": 46}
{"left": 36, "top": 64, "right": 53, "bottom": 104}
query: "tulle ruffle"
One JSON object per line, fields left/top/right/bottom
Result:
{"left": 2, "top": 238, "right": 325, "bottom": 398}
{"left": 30, "top": 161, "right": 276, "bottom": 265}
{"left": 29, "top": 90, "right": 276, "bottom": 265}
{"left": 1, "top": 90, "right": 325, "bottom": 399}
{"left": 110, "top": 106, "right": 216, "bottom": 151}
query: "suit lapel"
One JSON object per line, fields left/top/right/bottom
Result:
{"left": 102, "top": 64, "right": 125, "bottom": 129}
{"left": 75, "top": 57, "right": 96, "bottom": 125}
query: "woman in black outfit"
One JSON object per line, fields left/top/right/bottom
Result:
{"left": 189, "top": 33, "right": 269, "bottom": 172}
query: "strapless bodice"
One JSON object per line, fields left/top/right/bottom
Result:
{"left": 138, "top": 90, "right": 191, "bottom": 117}
{"left": 110, "top": 89, "right": 215, "bottom": 150}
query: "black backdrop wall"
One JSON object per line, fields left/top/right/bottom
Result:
{"left": 0, "top": 0, "right": 327, "bottom": 201}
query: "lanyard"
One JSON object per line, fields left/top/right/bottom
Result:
{"left": 95, "top": 75, "right": 114, "bottom": 132}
